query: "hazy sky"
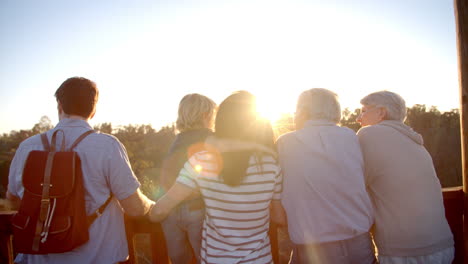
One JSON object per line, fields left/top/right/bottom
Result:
{"left": 0, "top": 0, "right": 459, "bottom": 133}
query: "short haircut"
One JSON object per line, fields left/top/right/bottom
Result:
{"left": 360, "top": 91, "right": 407, "bottom": 122}
{"left": 176, "top": 93, "right": 216, "bottom": 132}
{"left": 297, "top": 88, "right": 341, "bottom": 124}
{"left": 55, "top": 77, "right": 99, "bottom": 119}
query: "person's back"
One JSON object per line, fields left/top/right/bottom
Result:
{"left": 356, "top": 90, "right": 453, "bottom": 263}
{"left": 177, "top": 151, "right": 281, "bottom": 263}
{"left": 10, "top": 120, "right": 137, "bottom": 263}
{"left": 278, "top": 122, "right": 373, "bottom": 243}
{"left": 277, "top": 88, "right": 375, "bottom": 264}
{"left": 7, "top": 77, "right": 155, "bottom": 264}
{"left": 358, "top": 121, "right": 453, "bottom": 256}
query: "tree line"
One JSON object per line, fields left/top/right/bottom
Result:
{"left": 0, "top": 105, "right": 462, "bottom": 198}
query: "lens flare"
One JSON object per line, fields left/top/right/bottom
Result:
{"left": 194, "top": 164, "right": 203, "bottom": 173}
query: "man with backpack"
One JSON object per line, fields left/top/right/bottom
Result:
{"left": 6, "top": 77, "right": 155, "bottom": 263}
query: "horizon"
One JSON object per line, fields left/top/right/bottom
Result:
{"left": 1, "top": 102, "right": 460, "bottom": 136}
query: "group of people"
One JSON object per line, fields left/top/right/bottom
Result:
{"left": 6, "top": 76, "right": 454, "bottom": 264}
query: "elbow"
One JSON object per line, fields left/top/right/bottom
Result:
{"left": 271, "top": 211, "right": 287, "bottom": 226}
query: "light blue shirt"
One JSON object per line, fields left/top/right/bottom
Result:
{"left": 8, "top": 118, "right": 140, "bottom": 264}
{"left": 277, "top": 120, "right": 374, "bottom": 244}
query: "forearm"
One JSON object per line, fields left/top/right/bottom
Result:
{"left": 119, "top": 189, "right": 155, "bottom": 217}
{"left": 270, "top": 200, "right": 287, "bottom": 226}
{"left": 149, "top": 182, "right": 194, "bottom": 222}
{"left": 149, "top": 195, "right": 179, "bottom": 222}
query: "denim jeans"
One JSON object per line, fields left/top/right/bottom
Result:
{"left": 161, "top": 199, "right": 204, "bottom": 264}
{"left": 289, "top": 232, "right": 377, "bottom": 264}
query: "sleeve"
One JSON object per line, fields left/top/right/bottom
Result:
{"left": 7, "top": 144, "right": 29, "bottom": 198}
{"left": 106, "top": 139, "right": 141, "bottom": 201}
{"left": 175, "top": 155, "right": 200, "bottom": 190}
{"left": 272, "top": 164, "right": 283, "bottom": 200}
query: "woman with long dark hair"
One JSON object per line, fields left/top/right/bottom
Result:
{"left": 150, "top": 91, "right": 285, "bottom": 263}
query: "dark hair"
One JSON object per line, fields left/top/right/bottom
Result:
{"left": 55, "top": 77, "right": 99, "bottom": 119}
{"left": 215, "top": 91, "right": 275, "bottom": 186}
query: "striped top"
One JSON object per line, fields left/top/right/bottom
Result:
{"left": 176, "top": 150, "right": 283, "bottom": 264}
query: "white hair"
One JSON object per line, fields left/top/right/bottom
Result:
{"left": 297, "top": 88, "right": 341, "bottom": 124}
{"left": 360, "top": 91, "right": 407, "bottom": 121}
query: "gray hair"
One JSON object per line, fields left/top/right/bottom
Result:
{"left": 297, "top": 88, "right": 341, "bottom": 124}
{"left": 176, "top": 93, "right": 216, "bottom": 132}
{"left": 360, "top": 91, "right": 407, "bottom": 121}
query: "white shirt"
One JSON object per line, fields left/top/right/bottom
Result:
{"left": 277, "top": 120, "right": 373, "bottom": 244}
{"left": 9, "top": 118, "right": 140, "bottom": 264}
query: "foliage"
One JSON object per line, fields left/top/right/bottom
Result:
{"left": 0, "top": 117, "right": 176, "bottom": 198}
{"left": 0, "top": 107, "right": 462, "bottom": 199}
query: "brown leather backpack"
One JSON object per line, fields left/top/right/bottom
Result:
{"left": 11, "top": 129, "right": 111, "bottom": 254}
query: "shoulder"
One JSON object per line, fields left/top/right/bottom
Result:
{"left": 357, "top": 124, "right": 390, "bottom": 138}
{"left": 356, "top": 125, "right": 393, "bottom": 149}
{"left": 276, "top": 130, "right": 297, "bottom": 145}
{"left": 186, "top": 150, "right": 221, "bottom": 176}
{"left": 335, "top": 125, "right": 359, "bottom": 138}
{"left": 88, "top": 131, "right": 122, "bottom": 144}
{"left": 78, "top": 131, "right": 128, "bottom": 153}
{"left": 170, "top": 129, "right": 212, "bottom": 153}
{"left": 17, "top": 134, "right": 43, "bottom": 149}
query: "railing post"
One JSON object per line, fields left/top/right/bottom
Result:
{"left": 455, "top": 0, "right": 468, "bottom": 262}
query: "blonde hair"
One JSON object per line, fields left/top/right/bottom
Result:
{"left": 176, "top": 93, "right": 216, "bottom": 132}
{"left": 360, "top": 91, "right": 407, "bottom": 122}
{"left": 297, "top": 88, "right": 341, "bottom": 124}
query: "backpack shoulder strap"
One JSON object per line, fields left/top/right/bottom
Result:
{"left": 40, "top": 133, "right": 50, "bottom": 151}
{"left": 69, "top": 130, "right": 95, "bottom": 151}
{"left": 87, "top": 195, "right": 113, "bottom": 227}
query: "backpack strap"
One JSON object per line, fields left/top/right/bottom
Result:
{"left": 32, "top": 151, "right": 56, "bottom": 251}
{"left": 87, "top": 195, "right": 113, "bottom": 227}
{"left": 50, "top": 130, "right": 66, "bottom": 152}
{"left": 40, "top": 133, "right": 50, "bottom": 151}
{"left": 69, "top": 130, "right": 95, "bottom": 151}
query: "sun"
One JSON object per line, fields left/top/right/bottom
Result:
{"left": 256, "top": 97, "right": 291, "bottom": 124}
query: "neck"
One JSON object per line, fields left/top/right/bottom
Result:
{"left": 59, "top": 113, "right": 89, "bottom": 121}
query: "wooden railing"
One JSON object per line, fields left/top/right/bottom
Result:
{"left": 0, "top": 187, "right": 464, "bottom": 264}
{"left": 441, "top": 187, "right": 464, "bottom": 264}
{"left": 120, "top": 216, "right": 279, "bottom": 264}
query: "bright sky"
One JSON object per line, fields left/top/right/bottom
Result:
{"left": 0, "top": 0, "right": 459, "bottom": 133}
